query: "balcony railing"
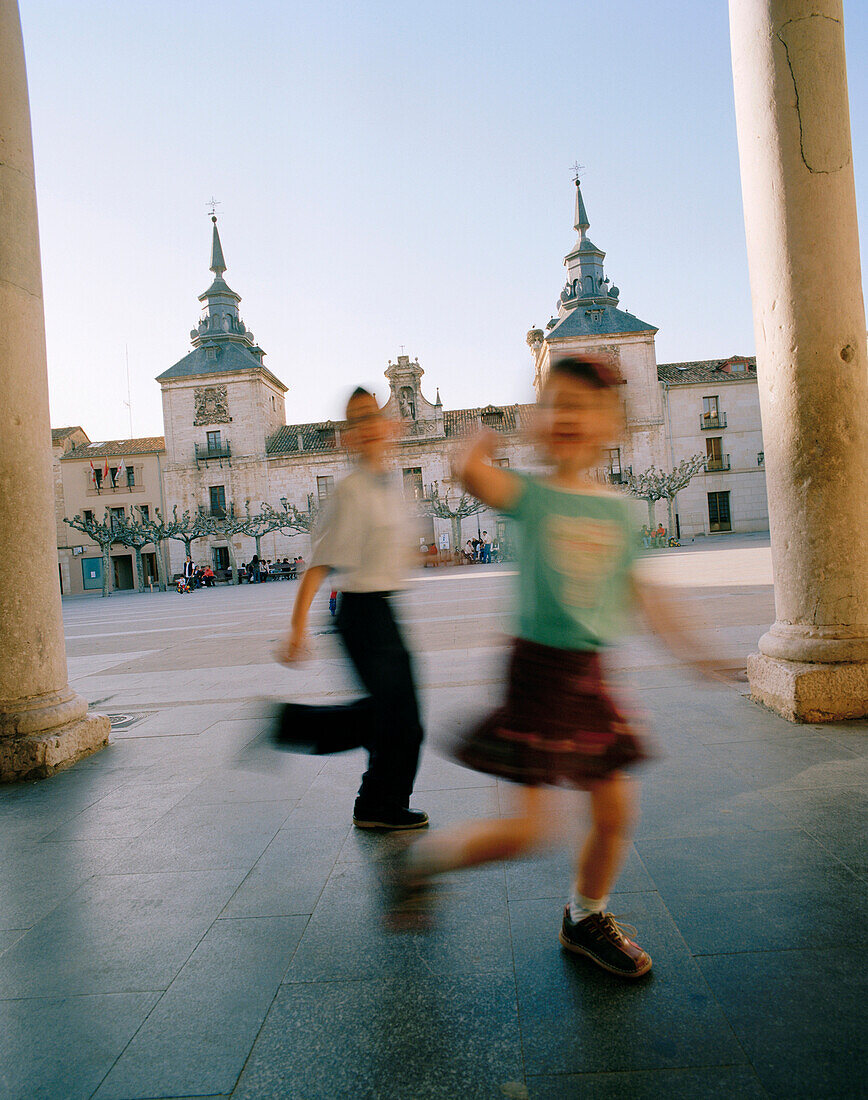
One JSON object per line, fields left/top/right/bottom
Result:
{"left": 195, "top": 441, "right": 232, "bottom": 466}
{"left": 705, "top": 455, "right": 731, "bottom": 472}
{"left": 700, "top": 413, "right": 727, "bottom": 430}
{"left": 607, "top": 466, "right": 632, "bottom": 485}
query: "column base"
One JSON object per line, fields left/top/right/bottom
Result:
{"left": 747, "top": 653, "right": 868, "bottom": 723}
{"left": 0, "top": 713, "right": 110, "bottom": 782}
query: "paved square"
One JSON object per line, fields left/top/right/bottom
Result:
{"left": 1, "top": 536, "right": 865, "bottom": 1099}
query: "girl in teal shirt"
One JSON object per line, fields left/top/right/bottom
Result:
{"left": 387, "top": 356, "right": 721, "bottom": 979}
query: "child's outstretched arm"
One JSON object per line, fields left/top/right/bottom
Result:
{"left": 276, "top": 564, "right": 330, "bottom": 664}
{"left": 632, "top": 575, "right": 727, "bottom": 682}
{"left": 454, "top": 430, "right": 523, "bottom": 511}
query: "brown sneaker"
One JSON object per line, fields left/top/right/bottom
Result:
{"left": 559, "top": 907, "right": 652, "bottom": 978}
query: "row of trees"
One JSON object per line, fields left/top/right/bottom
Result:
{"left": 64, "top": 457, "right": 707, "bottom": 596}
{"left": 64, "top": 500, "right": 317, "bottom": 597}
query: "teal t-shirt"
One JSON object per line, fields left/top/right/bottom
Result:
{"left": 505, "top": 474, "right": 637, "bottom": 651}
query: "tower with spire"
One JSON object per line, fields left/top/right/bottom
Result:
{"left": 527, "top": 176, "right": 666, "bottom": 470}
{"left": 156, "top": 216, "right": 288, "bottom": 526}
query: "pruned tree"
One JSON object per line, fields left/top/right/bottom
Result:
{"left": 419, "top": 480, "right": 481, "bottom": 560}
{"left": 111, "top": 513, "right": 158, "bottom": 592}
{"left": 64, "top": 510, "right": 121, "bottom": 597}
{"left": 237, "top": 500, "right": 290, "bottom": 560}
{"left": 623, "top": 455, "right": 707, "bottom": 534}
{"left": 159, "top": 506, "right": 218, "bottom": 572}
{"left": 264, "top": 494, "right": 320, "bottom": 536}
{"left": 131, "top": 506, "right": 171, "bottom": 591}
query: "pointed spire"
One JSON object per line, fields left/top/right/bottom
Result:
{"left": 573, "top": 177, "right": 589, "bottom": 239}
{"left": 209, "top": 216, "right": 226, "bottom": 277}
{"left": 435, "top": 387, "right": 442, "bottom": 406}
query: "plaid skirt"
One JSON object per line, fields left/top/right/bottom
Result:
{"left": 452, "top": 638, "right": 649, "bottom": 787}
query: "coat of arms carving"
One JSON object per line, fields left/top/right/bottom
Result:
{"left": 193, "top": 386, "right": 232, "bottom": 426}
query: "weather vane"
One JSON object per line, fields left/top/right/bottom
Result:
{"left": 206, "top": 196, "right": 222, "bottom": 217}
{"left": 571, "top": 162, "right": 585, "bottom": 183}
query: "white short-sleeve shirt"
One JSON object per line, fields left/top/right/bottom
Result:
{"left": 310, "top": 466, "right": 410, "bottom": 592}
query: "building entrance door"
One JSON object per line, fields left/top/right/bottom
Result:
{"left": 708, "top": 491, "right": 732, "bottom": 533}
{"left": 113, "top": 555, "right": 135, "bottom": 590}
{"left": 142, "top": 553, "right": 158, "bottom": 586}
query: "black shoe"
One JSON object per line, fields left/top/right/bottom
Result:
{"left": 559, "top": 907, "right": 652, "bottom": 979}
{"left": 352, "top": 806, "right": 429, "bottom": 830}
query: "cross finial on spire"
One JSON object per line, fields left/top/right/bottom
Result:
{"left": 206, "top": 196, "right": 221, "bottom": 216}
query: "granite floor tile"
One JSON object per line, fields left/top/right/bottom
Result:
{"left": 285, "top": 859, "right": 510, "bottom": 982}
{"left": 0, "top": 992, "right": 160, "bottom": 1100}
{"left": 635, "top": 786, "right": 793, "bottom": 841}
{"left": 41, "top": 779, "right": 200, "bottom": 841}
{"left": 705, "top": 735, "right": 859, "bottom": 786}
{"left": 220, "top": 818, "right": 350, "bottom": 917}
{"left": 509, "top": 893, "right": 747, "bottom": 1076}
{"left": 658, "top": 867, "right": 867, "bottom": 955}
{"left": 0, "top": 868, "right": 246, "bottom": 996}
{"left": 635, "top": 827, "right": 850, "bottom": 895}
{"left": 103, "top": 798, "right": 294, "bottom": 874}
{"left": 233, "top": 972, "right": 523, "bottom": 1100}
{"left": 527, "top": 1064, "right": 768, "bottom": 1099}
{"left": 0, "top": 929, "right": 27, "bottom": 955}
{"left": 766, "top": 785, "right": 868, "bottom": 877}
{"left": 93, "top": 915, "right": 307, "bottom": 1099}
{"left": 698, "top": 948, "right": 866, "bottom": 1098}
{"left": 0, "top": 838, "right": 130, "bottom": 928}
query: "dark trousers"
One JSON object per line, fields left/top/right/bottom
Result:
{"left": 279, "top": 592, "right": 423, "bottom": 811}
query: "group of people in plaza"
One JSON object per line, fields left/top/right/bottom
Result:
{"left": 177, "top": 557, "right": 215, "bottom": 592}
{"left": 640, "top": 523, "right": 669, "bottom": 549}
{"left": 265, "top": 359, "right": 720, "bottom": 980}
{"left": 464, "top": 532, "right": 495, "bottom": 563}
{"left": 242, "top": 555, "right": 305, "bottom": 583}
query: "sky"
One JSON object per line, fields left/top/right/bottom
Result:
{"left": 19, "top": 0, "right": 868, "bottom": 441}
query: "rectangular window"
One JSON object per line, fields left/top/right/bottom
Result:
{"left": 139, "top": 505, "right": 150, "bottom": 522}
{"left": 706, "top": 437, "right": 723, "bottom": 461}
{"left": 757, "top": 452, "right": 765, "bottom": 466}
{"left": 126, "top": 466, "right": 136, "bottom": 487}
{"left": 83, "top": 509, "right": 95, "bottom": 525}
{"left": 109, "top": 506, "right": 125, "bottom": 532}
{"left": 212, "top": 546, "right": 229, "bottom": 571}
{"left": 493, "top": 457, "right": 510, "bottom": 468}
{"left": 402, "top": 467, "right": 424, "bottom": 501}
{"left": 209, "top": 485, "right": 227, "bottom": 518}
{"left": 109, "top": 466, "right": 118, "bottom": 487}
{"left": 701, "top": 396, "right": 723, "bottom": 429}
{"left": 606, "top": 448, "right": 623, "bottom": 483}
{"left": 316, "top": 475, "right": 334, "bottom": 502}
{"left": 94, "top": 467, "right": 103, "bottom": 488}
{"left": 206, "top": 430, "right": 222, "bottom": 454}
{"left": 708, "top": 491, "right": 732, "bottom": 532}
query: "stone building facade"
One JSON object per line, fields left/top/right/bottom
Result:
{"left": 54, "top": 434, "right": 167, "bottom": 594}
{"left": 53, "top": 182, "right": 771, "bottom": 591}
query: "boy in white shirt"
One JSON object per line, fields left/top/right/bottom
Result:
{"left": 273, "top": 388, "right": 427, "bottom": 831}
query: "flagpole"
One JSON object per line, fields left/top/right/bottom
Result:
{"left": 125, "top": 345, "right": 133, "bottom": 439}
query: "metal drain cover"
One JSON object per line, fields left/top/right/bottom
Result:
{"left": 107, "top": 713, "right": 146, "bottom": 730}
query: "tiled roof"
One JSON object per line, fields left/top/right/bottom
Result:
{"left": 62, "top": 437, "right": 166, "bottom": 460}
{"left": 444, "top": 404, "right": 525, "bottom": 437}
{"left": 266, "top": 422, "right": 341, "bottom": 456}
{"left": 156, "top": 342, "right": 287, "bottom": 392}
{"left": 657, "top": 356, "right": 757, "bottom": 384}
{"left": 51, "top": 426, "right": 86, "bottom": 444}
{"left": 266, "top": 404, "right": 533, "bottom": 456}
{"left": 546, "top": 304, "right": 657, "bottom": 340}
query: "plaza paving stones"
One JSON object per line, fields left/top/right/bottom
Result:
{"left": 1, "top": 536, "right": 866, "bottom": 1098}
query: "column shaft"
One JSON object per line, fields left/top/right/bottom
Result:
{"left": 730, "top": 0, "right": 868, "bottom": 719}
{"left": 0, "top": 0, "right": 108, "bottom": 777}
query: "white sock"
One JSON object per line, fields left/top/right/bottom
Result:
{"left": 568, "top": 890, "right": 609, "bottom": 922}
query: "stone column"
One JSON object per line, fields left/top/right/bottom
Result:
{"left": 730, "top": 0, "right": 868, "bottom": 720}
{"left": 0, "top": 0, "right": 109, "bottom": 778}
